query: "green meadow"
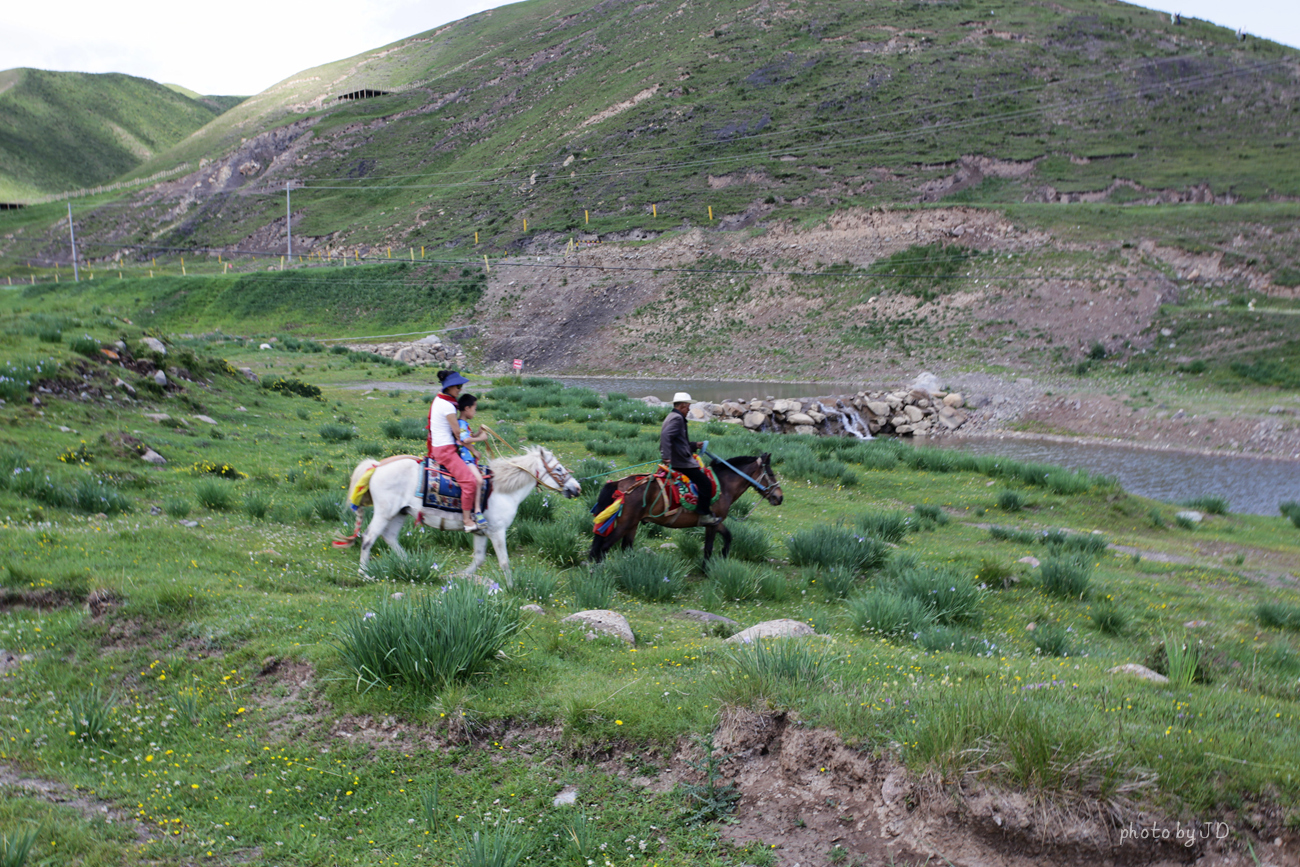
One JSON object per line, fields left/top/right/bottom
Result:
{"left": 1, "top": 290, "right": 1298, "bottom": 866}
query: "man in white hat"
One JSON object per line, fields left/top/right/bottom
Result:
{"left": 659, "top": 392, "right": 719, "bottom": 525}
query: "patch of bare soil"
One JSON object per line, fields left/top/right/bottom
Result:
{"left": 0, "top": 587, "right": 78, "bottom": 611}
{"left": 708, "top": 709, "right": 1297, "bottom": 867}
{"left": 0, "top": 762, "right": 154, "bottom": 844}
{"left": 1016, "top": 392, "right": 1300, "bottom": 459}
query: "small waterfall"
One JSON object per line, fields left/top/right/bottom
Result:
{"left": 818, "top": 401, "right": 873, "bottom": 440}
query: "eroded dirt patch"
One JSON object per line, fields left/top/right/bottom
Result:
{"left": 709, "top": 709, "right": 1296, "bottom": 867}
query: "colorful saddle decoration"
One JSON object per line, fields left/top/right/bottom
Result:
{"left": 655, "top": 461, "right": 717, "bottom": 511}
{"left": 421, "top": 457, "right": 493, "bottom": 512}
{"left": 591, "top": 457, "right": 717, "bottom": 536}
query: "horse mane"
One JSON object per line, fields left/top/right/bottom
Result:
{"left": 710, "top": 455, "right": 758, "bottom": 480}
{"left": 487, "top": 445, "right": 551, "bottom": 494}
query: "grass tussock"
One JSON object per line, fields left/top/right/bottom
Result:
{"left": 335, "top": 581, "right": 520, "bottom": 690}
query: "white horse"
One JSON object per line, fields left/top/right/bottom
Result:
{"left": 337, "top": 446, "right": 581, "bottom": 583}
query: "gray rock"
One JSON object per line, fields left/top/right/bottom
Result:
{"left": 193, "top": 415, "right": 218, "bottom": 425}
{"left": 772, "top": 398, "right": 802, "bottom": 415}
{"left": 726, "top": 619, "right": 815, "bottom": 644}
{"left": 259, "top": 343, "right": 273, "bottom": 350}
{"left": 1017, "top": 556, "right": 1040, "bottom": 568}
{"left": 866, "top": 400, "right": 891, "bottom": 417}
{"left": 143, "top": 413, "right": 170, "bottom": 422}
{"left": 903, "top": 405, "right": 925, "bottom": 423}
{"left": 153, "top": 370, "right": 168, "bottom": 387}
{"left": 115, "top": 378, "right": 137, "bottom": 397}
{"left": 938, "top": 408, "right": 968, "bottom": 430}
{"left": 1108, "top": 663, "right": 1169, "bottom": 684}
{"left": 894, "top": 424, "right": 914, "bottom": 435}
{"left": 237, "top": 367, "right": 258, "bottom": 383}
{"left": 562, "top": 610, "right": 634, "bottom": 645}
{"left": 910, "top": 372, "right": 941, "bottom": 394}
{"left": 140, "top": 337, "right": 167, "bottom": 355}
{"left": 1175, "top": 510, "right": 1203, "bottom": 523}
{"left": 943, "top": 393, "right": 964, "bottom": 408}
{"left": 742, "top": 411, "right": 766, "bottom": 430}
{"left": 178, "top": 519, "right": 200, "bottom": 528}
{"left": 520, "top": 604, "right": 546, "bottom": 615}
{"left": 786, "top": 412, "right": 815, "bottom": 426}
{"left": 792, "top": 424, "right": 818, "bottom": 435}
{"left": 141, "top": 448, "right": 166, "bottom": 465}
{"left": 415, "top": 334, "right": 443, "bottom": 345}
{"left": 552, "top": 786, "right": 578, "bottom": 807}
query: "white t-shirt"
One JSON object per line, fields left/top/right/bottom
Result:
{"left": 428, "top": 394, "right": 459, "bottom": 448}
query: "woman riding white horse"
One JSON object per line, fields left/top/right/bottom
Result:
{"left": 340, "top": 444, "right": 581, "bottom": 584}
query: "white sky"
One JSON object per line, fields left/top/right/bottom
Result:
{"left": 1, "top": 0, "right": 1297, "bottom": 96}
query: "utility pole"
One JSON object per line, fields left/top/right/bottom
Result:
{"left": 286, "top": 181, "right": 292, "bottom": 261}
{"left": 67, "top": 202, "right": 80, "bottom": 282}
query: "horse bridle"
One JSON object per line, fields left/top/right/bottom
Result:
{"left": 532, "top": 449, "right": 573, "bottom": 492}
{"left": 703, "top": 446, "right": 779, "bottom": 500}
{"left": 748, "top": 459, "right": 781, "bottom": 501}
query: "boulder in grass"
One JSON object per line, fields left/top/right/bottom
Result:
{"left": 1108, "top": 663, "right": 1169, "bottom": 684}
{"left": 562, "top": 610, "right": 634, "bottom": 645}
{"left": 140, "top": 337, "right": 167, "bottom": 355}
{"left": 726, "top": 619, "right": 814, "bottom": 644}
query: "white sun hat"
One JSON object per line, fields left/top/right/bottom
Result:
{"left": 671, "top": 392, "right": 693, "bottom": 403}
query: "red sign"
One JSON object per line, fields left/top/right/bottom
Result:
{"left": 512, "top": 359, "right": 523, "bottom": 371}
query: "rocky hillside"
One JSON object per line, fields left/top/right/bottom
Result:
{"left": 1, "top": 0, "right": 1298, "bottom": 394}
{"left": 2, "top": 0, "right": 1297, "bottom": 251}
{"left": 0, "top": 68, "right": 242, "bottom": 201}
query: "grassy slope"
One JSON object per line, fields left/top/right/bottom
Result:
{"left": 0, "top": 299, "right": 1298, "bottom": 864}
{"left": 162, "top": 83, "right": 247, "bottom": 114}
{"left": 0, "top": 68, "right": 228, "bottom": 199}
{"left": 3, "top": 0, "right": 1296, "bottom": 252}
{"left": 8, "top": 264, "right": 487, "bottom": 336}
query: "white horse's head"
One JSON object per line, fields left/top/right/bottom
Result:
{"left": 532, "top": 446, "right": 582, "bottom": 499}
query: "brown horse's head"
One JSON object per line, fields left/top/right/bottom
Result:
{"left": 755, "top": 452, "right": 783, "bottom": 505}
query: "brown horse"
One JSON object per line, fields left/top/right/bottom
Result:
{"left": 588, "top": 454, "right": 783, "bottom": 563}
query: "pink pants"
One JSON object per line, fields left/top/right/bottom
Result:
{"left": 430, "top": 445, "right": 478, "bottom": 515}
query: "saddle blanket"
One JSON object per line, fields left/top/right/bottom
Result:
{"left": 421, "top": 458, "right": 493, "bottom": 512}
{"left": 654, "top": 461, "right": 717, "bottom": 510}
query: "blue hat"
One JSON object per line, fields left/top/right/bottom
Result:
{"left": 440, "top": 371, "right": 469, "bottom": 389}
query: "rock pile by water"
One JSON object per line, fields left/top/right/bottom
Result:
{"left": 345, "top": 334, "right": 464, "bottom": 366}
{"left": 651, "top": 387, "right": 969, "bottom": 438}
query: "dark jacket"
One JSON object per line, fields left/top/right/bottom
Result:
{"left": 660, "top": 408, "right": 699, "bottom": 469}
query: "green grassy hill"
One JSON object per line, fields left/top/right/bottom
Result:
{"left": 162, "top": 82, "right": 247, "bottom": 114}
{"left": 0, "top": 68, "right": 242, "bottom": 200}
{"left": 1, "top": 0, "right": 1298, "bottom": 389}
{"left": 40, "top": 0, "right": 1298, "bottom": 251}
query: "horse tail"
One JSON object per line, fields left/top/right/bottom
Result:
{"left": 332, "top": 507, "right": 365, "bottom": 548}
{"left": 591, "top": 480, "right": 619, "bottom": 516}
{"left": 333, "top": 459, "right": 379, "bottom": 548}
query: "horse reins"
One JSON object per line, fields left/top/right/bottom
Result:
{"left": 701, "top": 444, "right": 778, "bottom": 499}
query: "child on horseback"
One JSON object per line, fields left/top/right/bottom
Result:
{"left": 659, "top": 391, "right": 720, "bottom": 526}
{"left": 457, "top": 393, "right": 491, "bottom": 518}
{"left": 428, "top": 370, "right": 483, "bottom": 532}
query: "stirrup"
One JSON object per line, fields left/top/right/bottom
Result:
{"left": 473, "top": 512, "right": 488, "bottom": 531}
